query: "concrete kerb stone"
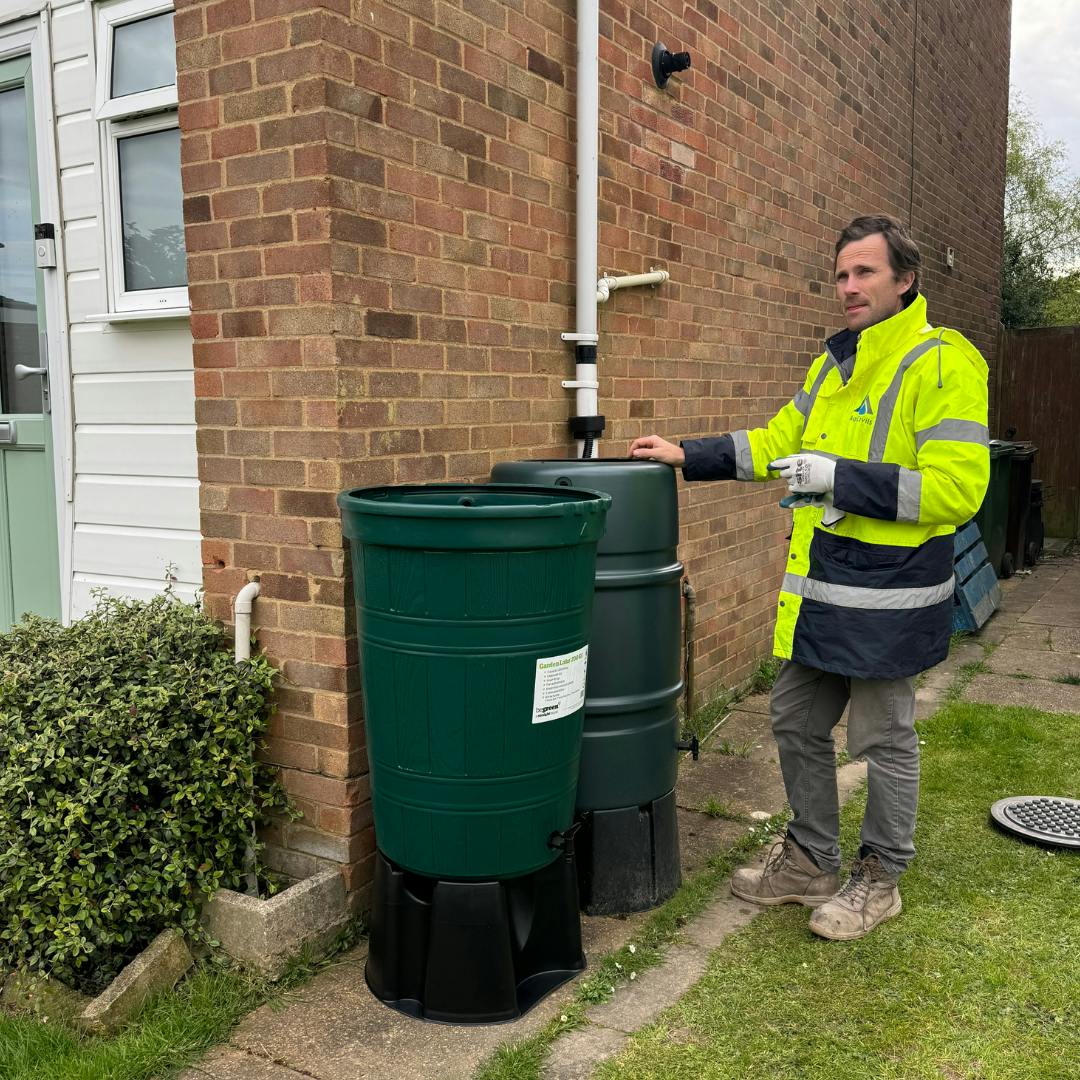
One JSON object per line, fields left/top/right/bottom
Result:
{"left": 201, "top": 868, "right": 350, "bottom": 978}
{"left": 0, "top": 929, "right": 193, "bottom": 1035}
{"left": 79, "top": 929, "right": 193, "bottom": 1034}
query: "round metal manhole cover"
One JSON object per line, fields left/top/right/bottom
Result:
{"left": 990, "top": 796, "right": 1080, "bottom": 849}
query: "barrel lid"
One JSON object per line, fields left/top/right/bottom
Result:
{"left": 338, "top": 483, "right": 610, "bottom": 516}
{"left": 338, "top": 483, "right": 611, "bottom": 548}
{"left": 490, "top": 458, "right": 679, "bottom": 554}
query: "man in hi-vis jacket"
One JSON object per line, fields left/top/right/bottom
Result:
{"left": 630, "top": 215, "right": 989, "bottom": 940}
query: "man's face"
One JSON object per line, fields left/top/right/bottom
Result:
{"left": 834, "top": 233, "right": 915, "bottom": 332}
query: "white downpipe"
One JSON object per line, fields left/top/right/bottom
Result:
{"left": 234, "top": 579, "right": 261, "bottom": 663}
{"left": 233, "top": 577, "right": 262, "bottom": 895}
{"left": 574, "top": 0, "right": 599, "bottom": 458}
{"left": 596, "top": 269, "right": 670, "bottom": 303}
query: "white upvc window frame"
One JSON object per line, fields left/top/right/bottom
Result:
{"left": 93, "top": 0, "right": 188, "bottom": 316}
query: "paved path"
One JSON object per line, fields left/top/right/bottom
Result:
{"left": 177, "top": 551, "right": 1079, "bottom": 1080}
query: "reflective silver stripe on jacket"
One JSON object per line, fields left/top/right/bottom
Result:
{"left": 731, "top": 429, "right": 754, "bottom": 480}
{"left": 797, "top": 359, "right": 836, "bottom": 430}
{"left": 781, "top": 572, "right": 954, "bottom": 609}
{"left": 914, "top": 418, "right": 989, "bottom": 451}
{"left": 897, "top": 467, "right": 922, "bottom": 523}
{"left": 867, "top": 337, "right": 942, "bottom": 461}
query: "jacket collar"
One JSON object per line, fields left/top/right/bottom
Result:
{"left": 824, "top": 293, "right": 929, "bottom": 363}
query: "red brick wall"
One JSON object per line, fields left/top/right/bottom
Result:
{"left": 176, "top": 0, "right": 1010, "bottom": 895}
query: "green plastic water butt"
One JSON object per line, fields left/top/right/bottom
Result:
{"left": 490, "top": 460, "right": 683, "bottom": 811}
{"left": 338, "top": 484, "right": 610, "bottom": 880}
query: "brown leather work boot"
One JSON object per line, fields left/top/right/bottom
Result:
{"left": 730, "top": 836, "right": 840, "bottom": 907}
{"left": 808, "top": 853, "right": 902, "bottom": 940}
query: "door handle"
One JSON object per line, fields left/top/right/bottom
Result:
{"left": 14, "top": 364, "right": 46, "bottom": 379}
{"left": 0, "top": 422, "right": 17, "bottom": 445}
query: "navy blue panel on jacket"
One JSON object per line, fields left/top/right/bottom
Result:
{"left": 681, "top": 434, "right": 736, "bottom": 481}
{"left": 808, "top": 530, "right": 954, "bottom": 590}
{"left": 834, "top": 460, "right": 901, "bottom": 520}
{"left": 790, "top": 597, "right": 952, "bottom": 680}
{"left": 793, "top": 529, "right": 954, "bottom": 679}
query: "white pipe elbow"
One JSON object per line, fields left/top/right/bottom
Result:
{"left": 233, "top": 579, "right": 260, "bottom": 663}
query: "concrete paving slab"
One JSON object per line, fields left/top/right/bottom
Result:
{"left": 1019, "top": 568, "right": 1080, "bottom": 627}
{"left": 682, "top": 888, "right": 763, "bottom": 950}
{"left": 836, "top": 760, "right": 869, "bottom": 802}
{"left": 1052, "top": 627, "right": 1080, "bottom": 652}
{"left": 700, "top": 709, "right": 772, "bottom": 759}
{"left": 584, "top": 945, "right": 708, "bottom": 1034}
{"left": 963, "top": 674, "right": 1080, "bottom": 713}
{"left": 732, "top": 692, "right": 771, "bottom": 715}
{"left": 1020, "top": 606, "right": 1080, "bottom": 628}
{"left": 676, "top": 754, "right": 787, "bottom": 818}
{"left": 676, "top": 811, "right": 751, "bottom": 876}
{"left": 542, "top": 1025, "right": 629, "bottom": 1080}
{"left": 175, "top": 1046, "right": 307, "bottom": 1079}
{"left": 987, "top": 648, "right": 1080, "bottom": 680}
{"left": 997, "top": 626, "right": 1054, "bottom": 651}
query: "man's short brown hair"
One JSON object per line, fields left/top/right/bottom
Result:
{"left": 835, "top": 214, "right": 921, "bottom": 303}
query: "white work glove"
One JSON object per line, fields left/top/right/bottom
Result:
{"left": 779, "top": 491, "right": 846, "bottom": 527}
{"left": 771, "top": 455, "right": 844, "bottom": 527}
{"left": 768, "top": 454, "right": 836, "bottom": 495}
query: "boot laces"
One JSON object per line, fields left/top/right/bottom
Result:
{"left": 762, "top": 838, "right": 794, "bottom": 876}
{"left": 836, "top": 855, "right": 886, "bottom": 907}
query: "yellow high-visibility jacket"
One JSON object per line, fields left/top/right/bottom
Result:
{"left": 682, "top": 294, "right": 990, "bottom": 679}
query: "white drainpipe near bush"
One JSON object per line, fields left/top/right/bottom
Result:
{"left": 233, "top": 577, "right": 262, "bottom": 895}
{"left": 562, "top": 0, "right": 671, "bottom": 459}
{"left": 233, "top": 579, "right": 261, "bottom": 663}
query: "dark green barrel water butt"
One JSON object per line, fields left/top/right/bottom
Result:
{"left": 490, "top": 460, "right": 683, "bottom": 811}
{"left": 338, "top": 484, "right": 610, "bottom": 881}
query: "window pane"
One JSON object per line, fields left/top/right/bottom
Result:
{"left": 0, "top": 85, "right": 44, "bottom": 415}
{"left": 111, "top": 12, "right": 176, "bottom": 98}
{"left": 117, "top": 127, "right": 187, "bottom": 291}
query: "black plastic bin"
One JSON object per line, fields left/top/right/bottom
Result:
{"left": 975, "top": 441, "right": 1014, "bottom": 578}
{"left": 1027, "top": 479, "right": 1045, "bottom": 566}
{"left": 1003, "top": 442, "right": 1037, "bottom": 577}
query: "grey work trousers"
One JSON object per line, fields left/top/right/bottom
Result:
{"left": 770, "top": 660, "right": 918, "bottom": 877}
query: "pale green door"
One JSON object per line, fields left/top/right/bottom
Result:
{"left": 0, "top": 56, "right": 60, "bottom": 630}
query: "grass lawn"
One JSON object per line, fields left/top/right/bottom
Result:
{"left": 0, "top": 965, "right": 264, "bottom": 1080}
{"left": 0, "top": 919, "right": 364, "bottom": 1080}
{"left": 592, "top": 702, "right": 1080, "bottom": 1080}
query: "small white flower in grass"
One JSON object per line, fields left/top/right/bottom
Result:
{"left": 630, "top": 971, "right": 637, "bottom": 981}
{"left": 615, "top": 961, "right": 622, "bottom": 970}
{"left": 628, "top": 943, "right": 636, "bottom": 954}
{"left": 919, "top": 739, "right": 926, "bottom": 746}
{"left": 560, "top": 1014, "right": 568, "bottom": 1023}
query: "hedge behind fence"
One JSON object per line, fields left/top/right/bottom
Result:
{"left": 0, "top": 592, "right": 289, "bottom": 994}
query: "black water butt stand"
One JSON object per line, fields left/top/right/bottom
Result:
{"left": 365, "top": 832, "right": 584, "bottom": 1024}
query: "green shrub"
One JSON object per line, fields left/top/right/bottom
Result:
{"left": 0, "top": 591, "right": 291, "bottom": 994}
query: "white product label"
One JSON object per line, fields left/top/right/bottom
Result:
{"left": 532, "top": 646, "right": 589, "bottom": 724}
